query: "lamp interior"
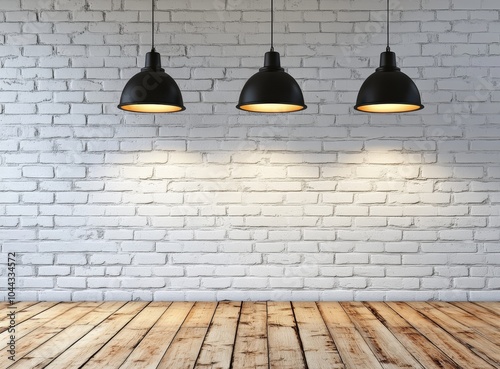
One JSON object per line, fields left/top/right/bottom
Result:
{"left": 355, "top": 103, "right": 423, "bottom": 113}
{"left": 119, "top": 104, "right": 184, "bottom": 113}
{"left": 238, "top": 103, "right": 305, "bottom": 113}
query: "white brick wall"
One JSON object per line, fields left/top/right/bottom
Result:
{"left": 0, "top": 0, "right": 499, "bottom": 301}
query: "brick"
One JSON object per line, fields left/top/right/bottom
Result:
{"left": 439, "top": 230, "right": 474, "bottom": 241}
{"left": 453, "top": 192, "right": 488, "bottom": 204}
{"left": 386, "top": 267, "right": 433, "bottom": 277}
{"left": 454, "top": 277, "right": 486, "bottom": 289}
{"left": 20, "top": 277, "right": 54, "bottom": 288}
{"left": 335, "top": 206, "right": 368, "bottom": 216}
{"left": 22, "top": 166, "right": 54, "bottom": 178}
{"left": 370, "top": 278, "right": 419, "bottom": 290}
{"left": 287, "top": 166, "right": 320, "bottom": 178}
{"left": 421, "top": 166, "right": 453, "bottom": 179}
{"left": 323, "top": 193, "right": 354, "bottom": 204}
{"left": 0, "top": 193, "right": 19, "bottom": 204}
{"left": 336, "top": 254, "right": 369, "bottom": 264}
{"left": 38, "top": 266, "right": 71, "bottom": 276}
{"left": 56, "top": 254, "right": 87, "bottom": 265}
{"left": 21, "top": 253, "right": 54, "bottom": 265}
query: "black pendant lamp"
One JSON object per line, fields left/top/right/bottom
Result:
{"left": 118, "top": 0, "right": 185, "bottom": 113}
{"left": 354, "top": 0, "right": 424, "bottom": 113}
{"left": 237, "top": 0, "right": 306, "bottom": 113}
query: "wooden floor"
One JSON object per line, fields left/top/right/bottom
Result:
{"left": 0, "top": 302, "right": 499, "bottom": 369}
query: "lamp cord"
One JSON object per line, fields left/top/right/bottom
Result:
{"left": 152, "top": 0, "right": 155, "bottom": 51}
{"left": 270, "top": 0, "right": 274, "bottom": 51}
{"left": 386, "top": 0, "right": 390, "bottom": 52}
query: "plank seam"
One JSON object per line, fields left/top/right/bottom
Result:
{"left": 77, "top": 302, "right": 151, "bottom": 369}
{"left": 228, "top": 301, "right": 243, "bottom": 369}
{"left": 290, "top": 302, "right": 310, "bottom": 369}
{"left": 191, "top": 301, "right": 219, "bottom": 369}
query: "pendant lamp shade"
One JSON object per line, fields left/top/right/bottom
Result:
{"left": 237, "top": 0, "right": 306, "bottom": 113}
{"left": 237, "top": 51, "right": 307, "bottom": 113}
{"left": 354, "top": 0, "right": 423, "bottom": 114}
{"left": 354, "top": 51, "right": 424, "bottom": 113}
{"left": 118, "top": 50, "right": 185, "bottom": 113}
{"left": 118, "top": 0, "right": 185, "bottom": 113}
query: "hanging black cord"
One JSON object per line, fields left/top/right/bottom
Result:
{"left": 152, "top": 0, "right": 155, "bottom": 51}
{"left": 270, "top": 0, "right": 274, "bottom": 51}
{"left": 386, "top": 0, "right": 390, "bottom": 52}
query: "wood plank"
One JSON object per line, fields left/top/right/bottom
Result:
{"left": 0, "top": 303, "right": 84, "bottom": 353}
{"left": 0, "top": 303, "right": 101, "bottom": 369}
{"left": 0, "top": 302, "right": 43, "bottom": 333}
{"left": 6, "top": 302, "right": 39, "bottom": 310}
{"left": 6, "top": 302, "right": 126, "bottom": 369}
{"left": 340, "top": 302, "right": 424, "bottom": 369}
{"left": 10, "top": 302, "right": 59, "bottom": 327}
{"left": 452, "top": 302, "right": 500, "bottom": 329}
{"left": 318, "top": 302, "right": 383, "bottom": 369}
{"left": 267, "top": 301, "right": 306, "bottom": 369}
{"left": 0, "top": 302, "right": 73, "bottom": 345}
{"left": 430, "top": 302, "right": 500, "bottom": 342}
{"left": 232, "top": 301, "right": 268, "bottom": 369}
{"left": 194, "top": 301, "right": 241, "bottom": 369}
{"left": 81, "top": 303, "right": 169, "bottom": 369}
{"left": 44, "top": 302, "right": 148, "bottom": 369}
{"left": 293, "top": 302, "right": 344, "bottom": 369}
{"left": 388, "top": 302, "right": 496, "bottom": 369}
{"left": 120, "top": 302, "right": 193, "bottom": 369}
{"left": 366, "top": 302, "right": 460, "bottom": 369}
{"left": 474, "top": 302, "right": 500, "bottom": 316}
{"left": 409, "top": 302, "right": 500, "bottom": 366}
{"left": 157, "top": 302, "right": 217, "bottom": 369}
{"left": 0, "top": 302, "right": 38, "bottom": 316}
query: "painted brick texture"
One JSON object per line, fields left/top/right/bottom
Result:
{"left": 0, "top": 0, "right": 499, "bottom": 301}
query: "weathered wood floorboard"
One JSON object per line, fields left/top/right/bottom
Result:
{"left": 2, "top": 302, "right": 499, "bottom": 369}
